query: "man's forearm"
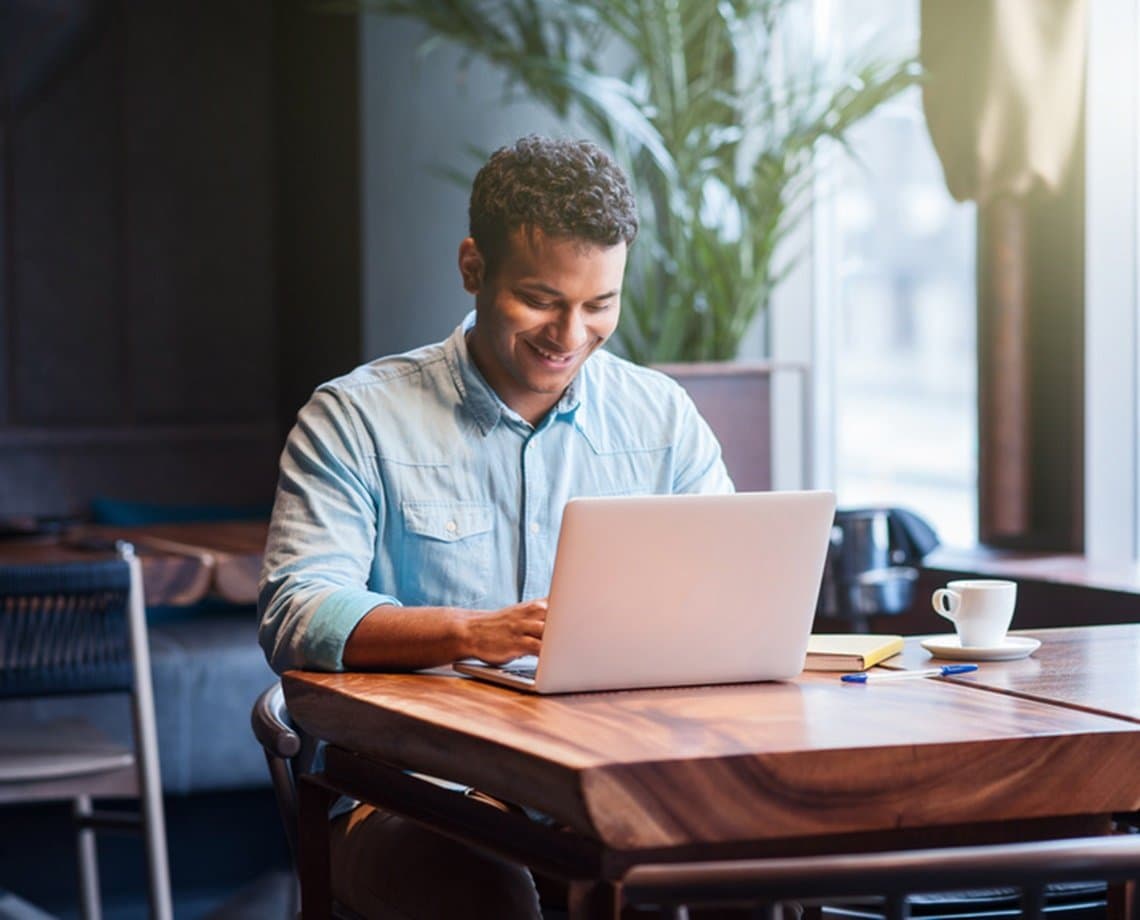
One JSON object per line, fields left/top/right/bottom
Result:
{"left": 342, "top": 599, "right": 548, "bottom": 672}
{"left": 342, "top": 604, "right": 469, "bottom": 671}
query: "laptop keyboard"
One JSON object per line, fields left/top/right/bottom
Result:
{"left": 503, "top": 663, "right": 537, "bottom": 680}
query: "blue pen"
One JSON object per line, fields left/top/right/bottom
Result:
{"left": 841, "top": 664, "right": 978, "bottom": 683}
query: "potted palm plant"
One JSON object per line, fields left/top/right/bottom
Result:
{"left": 326, "top": 0, "right": 918, "bottom": 364}
{"left": 321, "top": 0, "right": 918, "bottom": 487}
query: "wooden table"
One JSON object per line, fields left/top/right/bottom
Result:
{"left": 283, "top": 624, "right": 1140, "bottom": 918}
{"left": 0, "top": 520, "right": 267, "bottom": 607}
{"left": 891, "top": 624, "right": 1140, "bottom": 724}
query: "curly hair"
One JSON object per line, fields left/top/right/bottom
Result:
{"left": 468, "top": 135, "right": 639, "bottom": 276}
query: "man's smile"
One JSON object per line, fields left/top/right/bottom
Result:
{"left": 462, "top": 230, "right": 626, "bottom": 423}
{"left": 525, "top": 340, "right": 581, "bottom": 366}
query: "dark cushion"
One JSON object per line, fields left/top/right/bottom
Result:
{"left": 90, "top": 497, "right": 270, "bottom": 526}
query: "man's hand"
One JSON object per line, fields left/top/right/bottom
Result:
{"left": 458, "top": 599, "right": 548, "bottom": 664}
{"left": 342, "top": 599, "right": 547, "bottom": 671}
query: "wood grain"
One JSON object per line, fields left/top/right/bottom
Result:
{"left": 284, "top": 663, "right": 1140, "bottom": 851}
{"left": 893, "top": 625, "right": 1140, "bottom": 724}
{"left": 75, "top": 521, "right": 266, "bottom": 605}
{"left": 0, "top": 521, "right": 266, "bottom": 607}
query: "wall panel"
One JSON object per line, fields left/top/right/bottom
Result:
{"left": 7, "top": 15, "right": 124, "bottom": 426}
{"left": 125, "top": 1, "right": 275, "bottom": 423}
{"left": 1, "top": 2, "right": 281, "bottom": 518}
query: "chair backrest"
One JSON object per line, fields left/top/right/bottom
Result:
{"left": 0, "top": 555, "right": 136, "bottom": 698}
{"left": 0, "top": 543, "right": 172, "bottom": 920}
{"left": 622, "top": 833, "right": 1140, "bottom": 919}
{"left": 251, "top": 681, "right": 310, "bottom": 866}
{"left": 252, "top": 682, "right": 360, "bottom": 918}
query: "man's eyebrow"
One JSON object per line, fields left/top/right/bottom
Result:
{"left": 515, "top": 282, "right": 563, "bottom": 296}
{"left": 516, "top": 282, "right": 621, "bottom": 301}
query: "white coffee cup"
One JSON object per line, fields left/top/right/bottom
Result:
{"left": 931, "top": 579, "right": 1017, "bottom": 648}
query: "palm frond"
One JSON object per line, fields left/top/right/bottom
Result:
{"left": 325, "top": 0, "right": 920, "bottom": 361}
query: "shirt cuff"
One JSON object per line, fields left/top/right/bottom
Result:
{"left": 308, "top": 586, "right": 401, "bottom": 671}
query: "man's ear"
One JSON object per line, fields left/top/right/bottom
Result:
{"left": 458, "top": 238, "right": 485, "bottom": 294}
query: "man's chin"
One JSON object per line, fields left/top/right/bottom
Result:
{"left": 525, "top": 374, "right": 575, "bottom": 395}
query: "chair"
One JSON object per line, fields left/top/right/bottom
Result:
{"left": 0, "top": 544, "right": 173, "bottom": 920}
{"left": 250, "top": 681, "right": 309, "bottom": 869}
{"left": 622, "top": 833, "right": 1140, "bottom": 920}
{"left": 251, "top": 681, "right": 356, "bottom": 919}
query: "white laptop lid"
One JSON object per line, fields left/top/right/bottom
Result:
{"left": 455, "top": 490, "right": 836, "bottom": 694}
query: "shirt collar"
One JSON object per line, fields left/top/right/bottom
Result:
{"left": 444, "top": 312, "right": 587, "bottom": 436}
{"left": 445, "top": 314, "right": 501, "bottom": 435}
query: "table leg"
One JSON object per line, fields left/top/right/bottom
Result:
{"left": 298, "top": 776, "right": 334, "bottom": 920}
{"left": 568, "top": 879, "right": 622, "bottom": 919}
{"left": 1107, "top": 880, "right": 1138, "bottom": 920}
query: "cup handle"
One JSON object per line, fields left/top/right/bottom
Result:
{"left": 932, "top": 588, "right": 961, "bottom": 623}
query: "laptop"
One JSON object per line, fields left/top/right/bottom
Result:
{"left": 453, "top": 489, "right": 836, "bottom": 693}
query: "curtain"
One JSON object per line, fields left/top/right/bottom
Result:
{"left": 920, "top": 0, "right": 1087, "bottom": 546}
{"left": 921, "top": 0, "right": 1087, "bottom": 204}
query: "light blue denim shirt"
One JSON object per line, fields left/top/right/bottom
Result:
{"left": 258, "top": 314, "right": 733, "bottom": 674}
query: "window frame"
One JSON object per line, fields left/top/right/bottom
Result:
{"left": 1084, "top": 0, "right": 1140, "bottom": 564}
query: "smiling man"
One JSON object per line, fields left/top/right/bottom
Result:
{"left": 460, "top": 229, "right": 625, "bottom": 423}
{"left": 258, "top": 135, "right": 732, "bottom": 918}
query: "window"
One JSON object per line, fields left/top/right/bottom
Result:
{"left": 816, "top": 0, "right": 979, "bottom": 547}
{"left": 1085, "top": 0, "right": 1140, "bottom": 563}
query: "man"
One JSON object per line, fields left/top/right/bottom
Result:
{"left": 259, "top": 135, "right": 733, "bottom": 918}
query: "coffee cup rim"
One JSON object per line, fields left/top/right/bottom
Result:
{"left": 945, "top": 578, "right": 1016, "bottom": 590}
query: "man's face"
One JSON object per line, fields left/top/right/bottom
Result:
{"left": 460, "top": 228, "right": 626, "bottom": 424}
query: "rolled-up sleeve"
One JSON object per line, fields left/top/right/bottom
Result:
{"left": 258, "top": 387, "right": 399, "bottom": 674}
{"left": 672, "top": 391, "right": 735, "bottom": 495}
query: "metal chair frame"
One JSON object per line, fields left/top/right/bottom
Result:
{"left": 251, "top": 680, "right": 357, "bottom": 920}
{"left": 622, "top": 833, "right": 1140, "bottom": 920}
{"left": 0, "top": 544, "right": 172, "bottom": 920}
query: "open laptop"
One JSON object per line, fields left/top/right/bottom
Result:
{"left": 453, "top": 489, "right": 836, "bottom": 693}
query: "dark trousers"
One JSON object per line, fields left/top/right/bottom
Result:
{"left": 330, "top": 803, "right": 544, "bottom": 919}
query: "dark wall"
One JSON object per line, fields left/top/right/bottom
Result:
{"left": 1, "top": 1, "right": 364, "bottom": 519}
{"left": 0, "top": 4, "right": 659, "bottom": 521}
{"left": 275, "top": 0, "right": 363, "bottom": 436}
{"left": 358, "top": 15, "right": 564, "bottom": 359}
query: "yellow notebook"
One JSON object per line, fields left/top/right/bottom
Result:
{"left": 804, "top": 634, "right": 905, "bottom": 672}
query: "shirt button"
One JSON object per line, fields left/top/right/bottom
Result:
{"left": 529, "top": 522, "right": 540, "bottom": 534}
{"left": 445, "top": 521, "right": 458, "bottom": 534}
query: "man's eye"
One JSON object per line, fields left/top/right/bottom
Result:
{"left": 521, "top": 294, "right": 551, "bottom": 308}
{"left": 587, "top": 301, "right": 614, "bottom": 312}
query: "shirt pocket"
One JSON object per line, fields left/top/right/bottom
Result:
{"left": 573, "top": 446, "right": 671, "bottom": 497}
{"left": 399, "top": 501, "right": 494, "bottom": 608}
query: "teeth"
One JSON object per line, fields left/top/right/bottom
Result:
{"left": 532, "top": 344, "right": 573, "bottom": 363}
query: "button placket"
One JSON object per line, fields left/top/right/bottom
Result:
{"left": 519, "top": 433, "right": 547, "bottom": 599}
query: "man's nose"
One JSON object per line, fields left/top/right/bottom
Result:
{"left": 552, "top": 309, "right": 588, "bottom": 350}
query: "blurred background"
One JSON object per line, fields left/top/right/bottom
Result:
{"left": 2, "top": 0, "right": 1136, "bottom": 916}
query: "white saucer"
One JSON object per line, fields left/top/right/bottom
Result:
{"left": 920, "top": 634, "right": 1041, "bottom": 662}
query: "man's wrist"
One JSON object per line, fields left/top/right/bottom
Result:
{"left": 447, "top": 606, "right": 476, "bottom": 661}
